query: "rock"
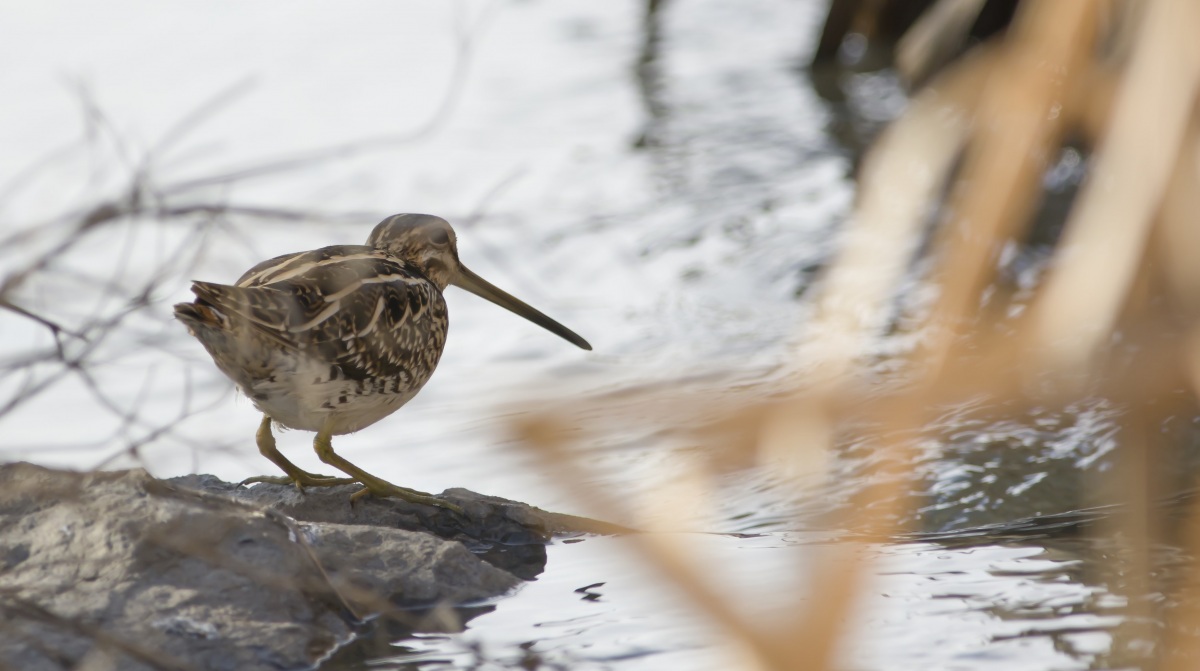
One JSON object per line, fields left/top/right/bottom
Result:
{"left": 175, "top": 474, "right": 631, "bottom": 540}
{"left": 0, "top": 463, "right": 622, "bottom": 671}
{"left": 172, "top": 475, "right": 632, "bottom": 580}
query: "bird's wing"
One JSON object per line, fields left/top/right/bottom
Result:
{"left": 235, "top": 245, "right": 376, "bottom": 288}
{"left": 192, "top": 247, "right": 446, "bottom": 381}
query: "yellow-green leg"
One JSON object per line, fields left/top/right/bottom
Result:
{"left": 312, "top": 424, "right": 463, "bottom": 514}
{"left": 241, "top": 415, "right": 357, "bottom": 489}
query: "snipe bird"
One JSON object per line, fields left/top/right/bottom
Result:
{"left": 174, "top": 214, "right": 591, "bottom": 511}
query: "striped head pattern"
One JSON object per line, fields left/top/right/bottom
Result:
{"left": 366, "top": 214, "right": 459, "bottom": 289}
{"left": 368, "top": 212, "right": 592, "bottom": 351}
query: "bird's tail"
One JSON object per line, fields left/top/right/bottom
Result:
{"left": 173, "top": 294, "right": 228, "bottom": 332}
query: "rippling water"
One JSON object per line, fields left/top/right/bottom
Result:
{"left": 3, "top": 1, "right": 1197, "bottom": 669}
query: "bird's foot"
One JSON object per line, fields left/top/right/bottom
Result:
{"left": 241, "top": 472, "right": 359, "bottom": 491}
{"left": 350, "top": 483, "right": 464, "bottom": 514}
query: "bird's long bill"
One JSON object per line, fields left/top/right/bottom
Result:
{"left": 453, "top": 265, "right": 592, "bottom": 350}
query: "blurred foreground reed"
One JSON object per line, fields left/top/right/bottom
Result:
{"left": 516, "top": 1, "right": 1200, "bottom": 668}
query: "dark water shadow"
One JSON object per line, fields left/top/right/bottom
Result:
{"left": 320, "top": 603, "right": 498, "bottom": 670}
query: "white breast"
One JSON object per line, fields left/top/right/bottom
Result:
{"left": 245, "top": 355, "right": 421, "bottom": 435}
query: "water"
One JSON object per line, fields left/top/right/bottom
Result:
{"left": 2, "top": 1, "right": 1194, "bottom": 669}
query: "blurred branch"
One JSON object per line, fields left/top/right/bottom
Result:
{"left": 0, "top": 299, "right": 78, "bottom": 343}
{"left": 0, "top": 6, "right": 490, "bottom": 462}
{"left": 159, "top": 5, "right": 491, "bottom": 197}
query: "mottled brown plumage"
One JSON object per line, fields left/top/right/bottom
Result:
{"left": 174, "top": 213, "right": 590, "bottom": 510}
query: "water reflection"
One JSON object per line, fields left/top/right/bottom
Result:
{"left": 466, "top": 540, "right": 548, "bottom": 582}
{"left": 886, "top": 474, "right": 1200, "bottom": 669}
{"left": 860, "top": 539, "right": 1120, "bottom": 669}
{"left": 338, "top": 519, "right": 1195, "bottom": 670}
{"left": 632, "top": 0, "right": 669, "bottom": 150}
{"left": 322, "top": 604, "right": 498, "bottom": 670}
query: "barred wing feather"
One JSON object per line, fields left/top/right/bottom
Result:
{"left": 190, "top": 246, "right": 447, "bottom": 382}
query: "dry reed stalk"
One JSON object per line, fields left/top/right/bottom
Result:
{"left": 515, "top": 413, "right": 869, "bottom": 671}
{"left": 1031, "top": 0, "right": 1200, "bottom": 373}
{"left": 894, "top": 0, "right": 987, "bottom": 86}
{"left": 511, "top": 0, "right": 1200, "bottom": 667}
{"left": 924, "top": 2, "right": 1099, "bottom": 375}
{"left": 1170, "top": 333, "right": 1200, "bottom": 668}
{"left": 792, "top": 46, "right": 986, "bottom": 385}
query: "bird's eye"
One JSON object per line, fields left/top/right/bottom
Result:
{"left": 428, "top": 229, "right": 450, "bottom": 245}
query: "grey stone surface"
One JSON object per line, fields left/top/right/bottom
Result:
{"left": 0, "top": 463, "right": 600, "bottom": 671}
{"left": 172, "top": 475, "right": 632, "bottom": 582}
{"left": 175, "top": 474, "right": 631, "bottom": 541}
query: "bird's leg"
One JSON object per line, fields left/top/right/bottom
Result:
{"left": 241, "top": 415, "right": 357, "bottom": 489}
{"left": 311, "top": 425, "right": 463, "bottom": 513}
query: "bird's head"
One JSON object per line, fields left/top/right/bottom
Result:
{"left": 367, "top": 213, "right": 460, "bottom": 289}
{"left": 366, "top": 213, "right": 591, "bottom": 350}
